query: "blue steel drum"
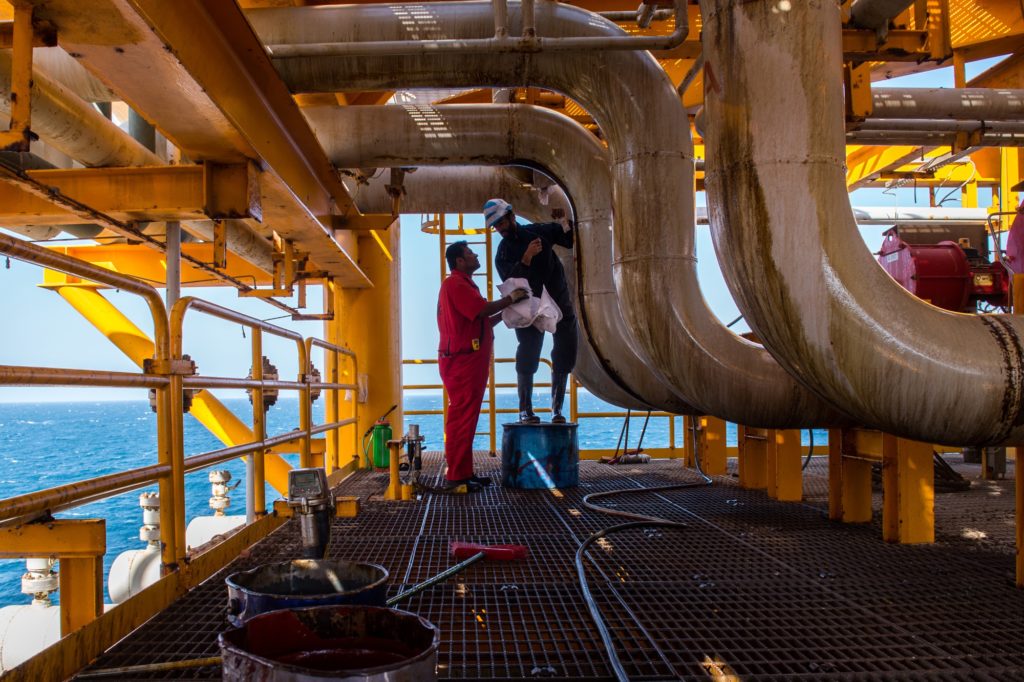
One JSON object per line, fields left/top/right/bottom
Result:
{"left": 501, "top": 422, "right": 579, "bottom": 489}
{"left": 225, "top": 559, "right": 388, "bottom": 627}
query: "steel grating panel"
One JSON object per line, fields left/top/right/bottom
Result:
{"left": 75, "top": 453, "right": 1024, "bottom": 681}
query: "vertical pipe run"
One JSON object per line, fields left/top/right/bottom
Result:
{"left": 250, "top": 329, "right": 265, "bottom": 521}
{"left": 8, "top": 2, "right": 33, "bottom": 146}
{"left": 492, "top": 0, "right": 508, "bottom": 37}
{"left": 165, "top": 222, "right": 181, "bottom": 310}
{"left": 521, "top": 0, "right": 536, "bottom": 38}
{"left": 156, "top": 385, "right": 177, "bottom": 569}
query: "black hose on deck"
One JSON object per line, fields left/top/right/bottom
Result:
{"left": 575, "top": 422, "right": 713, "bottom": 681}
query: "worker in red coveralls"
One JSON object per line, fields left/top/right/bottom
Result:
{"left": 437, "top": 241, "right": 529, "bottom": 492}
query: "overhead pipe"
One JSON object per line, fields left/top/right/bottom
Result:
{"left": 0, "top": 52, "right": 159, "bottom": 167}
{"left": 263, "top": 0, "right": 688, "bottom": 58}
{"left": 251, "top": 0, "right": 839, "bottom": 427}
{"left": 308, "top": 103, "right": 696, "bottom": 414}
{"left": 848, "top": 0, "right": 915, "bottom": 33}
{"left": 847, "top": 130, "right": 1024, "bottom": 147}
{"left": 856, "top": 119, "right": 1024, "bottom": 133}
{"left": 871, "top": 88, "right": 1024, "bottom": 121}
{"left": 701, "top": 0, "right": 1024, "bottom": 445}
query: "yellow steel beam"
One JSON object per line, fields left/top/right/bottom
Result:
{"left": 842, "top": 28, "right": 930, "bottom": 62}
{"left": 0, "top": 519, "right": 106, "bottom": 636}
{"left": 0, "top": 19, "right": 57, "bottom": 48}
{"left": 44, "top": 244, "right": 273, "bottom": 288}
{"left": 766, "top": 429, "right": 802, "bottom": 502}
{"left": 0, "top": 164, "right": 257, "bottom": 226}
{"left": 5, "top": 512, "right": 285, "bottom": 682}
{"left": 846, "top": 145, "right": 927, "bottom": 190}
{"left": 33, "top": 0, "right": 368, "bottom": 285}
{"left": 50, "top": 285, "right": 291, "bottom": 495}
{"left": 0, "top": 519, "right": 105, "bottom": 559}
{"left": 699, "top": 416, "right": 728, "bottom": 476}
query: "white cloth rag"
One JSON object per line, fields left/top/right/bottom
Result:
{"left": 498, "top": 278, "right": 563, "bottom": 332}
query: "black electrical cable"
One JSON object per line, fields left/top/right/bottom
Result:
{"left": 801, "top": 429, "right": 816, "bottom": 471}
{"left": 612, "top": 408, "right": 631, "bottom": 460}
{"left": 634, "top": 411, "right": 652, "bottom": 453}
{"left": 575, "top": 424, "right": 713, "bottom": 681}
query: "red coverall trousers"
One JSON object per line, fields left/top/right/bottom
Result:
{"left": 439, "top": 348, "right": 490, "bottom": 481}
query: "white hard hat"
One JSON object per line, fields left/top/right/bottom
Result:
{"left": 483, "top": 198, "right": 513, "bottom": 229}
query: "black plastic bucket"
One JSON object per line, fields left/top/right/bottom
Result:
{"left": 225, "top": 559, "right": 388, "bottom": 627}
{"left": 219, "top": 605, "right": 440, "bottom": 681}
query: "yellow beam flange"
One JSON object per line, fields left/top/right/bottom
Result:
{"left": 766, "top": 429, "right": 803, "bottom": 503}
{"left": 881, "top": 434, "right": 935, "bottom": 544}
{"left": 737, "top": 426, "right": 768, "bottom": 490}
{"left": 846, "top": 145, "right": 928, "bottom": 190}
{"left": 698, "top": 416, "right": 728, "bottom": 476}
{"left": 273, "top": 496, "right": 360, "bottom": 519}
{"left": 842, "top": 28, "right": 930, "bottom": 62}
{"left": 328, "top": 213, "right": 397, "bottom": 232}
{"left": 0, "top": 164, "right": 257, "bottom": 226}
{"left": 0, "top": 518, "right": 105, "bottom": 559}
{"left": 844, "top": 63, "right": 873, "bottom": 122}
{"left": 0, "top": 19, "right": 57, "bottom": 48}
{"left": 41, "top": 244, "right": 274, "bottom": 288}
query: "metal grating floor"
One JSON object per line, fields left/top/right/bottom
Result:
{"left": 76, "top": 452, "right": 1022, "bottom": 680}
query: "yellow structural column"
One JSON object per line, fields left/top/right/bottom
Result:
{"left": 766, "top": 429, "right": 803, "bottom": 502}
{"left": 881, "top": 434, "right": 935, "bottom": 544}
{"left": 737, "top": 426, "right": 767, "bottom": 490}
{"left": 52, "top": 284, "right": 292, "bottom": 494}
{"left": 700, "top": 416, "right": 728, "bottom": 476}
{"left": 336, "top": 222, "right": 403, "bottom": 448}
{"left": 830, "top": 428, "right": 873, "bottom": 523}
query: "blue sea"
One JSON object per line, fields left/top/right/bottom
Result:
{"left": 0, "top": 394, "right": 826, "bottom": 607}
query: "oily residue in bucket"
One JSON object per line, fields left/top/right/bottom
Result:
{"left": 245, "top": 610, "right": 419, "bottom": 673}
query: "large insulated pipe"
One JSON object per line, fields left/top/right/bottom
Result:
{"left": 871, "top": 89, "right": 1024, "bottom": 121}
{"left": 310, "top": 103, "right": 696, "bottom": 414}
{"left": 848, "top": 0, "right": 914, "bottom": 33}
{"left": 346, "top": 165, "right": 653, "bottom": 409}
{"left": 701, "top": 0, "right": 1024, "bottom": 445}
{"left": 249, "top": 0, "right": 839, "bottom": 427}
{"left": 0, "top": 52, "right": 158, "bottom": 167}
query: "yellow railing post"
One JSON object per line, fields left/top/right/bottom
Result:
{"left": 251, "top": 329, "right": 266, "bottom": 515}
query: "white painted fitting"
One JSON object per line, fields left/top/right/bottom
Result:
{"left": 20, "top": 558, "right": 57, "bottom": 605}
{"left": 108, "top": 546, "right": 161, "bottom": 604}
{"left": 209, "top": 470, "right": 232, "bottom": 516}
{"left": 0, "top": 603, "right": 61, "bottom": 673}
{"left": 185, "top": 515, "right": 246, "bottom": 552}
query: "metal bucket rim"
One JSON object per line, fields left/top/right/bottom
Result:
{"left": 218, "top": 605, "right": 441, "bottom": 677}
{"left": 225, "top": 559, "right": 390, "bottom": 602}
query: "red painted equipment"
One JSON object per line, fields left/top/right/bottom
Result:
{"left": 878, "top": 224, "right": 1009, "bottom": 312}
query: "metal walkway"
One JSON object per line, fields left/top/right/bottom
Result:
{"left": 77, "top": 453, "right": 1023, "bottom": 680}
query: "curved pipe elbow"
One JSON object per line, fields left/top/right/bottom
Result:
{"left": 701, "top": 0, "right": 1024, "bottom": 445}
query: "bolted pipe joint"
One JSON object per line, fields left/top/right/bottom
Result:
{"left": 139, "top": 492, "right": 161, "bottom": 548}
{"left": 308, "top": 365, "right": 322, "bottom": 403}
{"left": 209, "top": 470, "right": 233, "bottom": 516}
{"left": 247, "top": 356, "right": 279, "bottom": 410}
{"left": 21, "top": 558, "right": 57, "bottom": 607}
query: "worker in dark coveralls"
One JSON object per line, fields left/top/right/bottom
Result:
{"left": 437, "top": 241, "right": 529, "bottom": 492}
{"left": 485, "top": 198, "right": 578, "bottom": 424}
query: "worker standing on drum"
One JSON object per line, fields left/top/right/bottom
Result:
{"left": 486, "top": 198, "right": 578, "bottom": 424}
{"left": 437, "top": 240, "right": 529, "bottom": 491}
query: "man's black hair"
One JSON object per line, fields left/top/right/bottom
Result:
{"left": 445, "top": 240, "right": 470, "bottom": 271}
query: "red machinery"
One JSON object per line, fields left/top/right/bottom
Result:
{"left": 877, "top": 223, "right": 1009, "bottom": 312}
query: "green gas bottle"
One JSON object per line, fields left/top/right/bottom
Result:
{"left": 371, "top": 421, "right": 392, "bottom": 469}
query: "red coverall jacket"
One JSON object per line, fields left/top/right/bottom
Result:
{"left": 437, "top": 270, "right": 493, "bottom": 481}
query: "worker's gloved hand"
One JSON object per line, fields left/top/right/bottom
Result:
{"left": 552, "top": 208, "right": 572, "bottom": 233}
{"left": 522, "top": 237, "right": 543, "bottom": 265}
{"left": 508, "top": 287, "right": 530, "bottom": 303}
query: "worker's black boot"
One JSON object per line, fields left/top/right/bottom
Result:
{"left": 551, "top": 372, "right": 568, "bottom": 424}
{"left": 517, "top": 373, "right": 540, "bottom": 424}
